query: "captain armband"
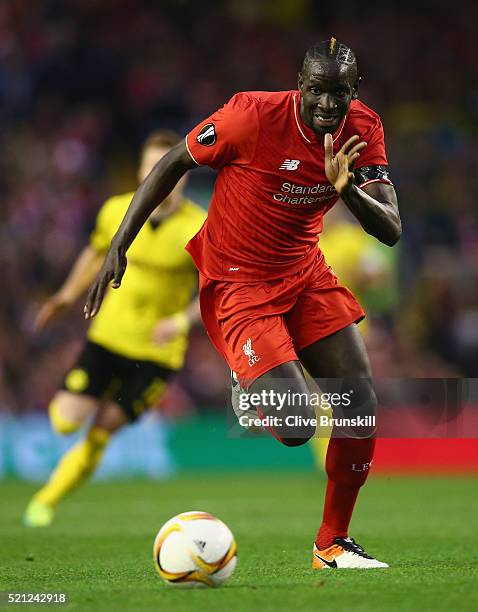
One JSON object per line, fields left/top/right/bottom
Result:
{"left": 354, "top": 165, "right": 393, "bottom": 188}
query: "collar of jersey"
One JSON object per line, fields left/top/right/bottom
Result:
{"left": 293, "top": 92, "right": 348, "bottom": 146}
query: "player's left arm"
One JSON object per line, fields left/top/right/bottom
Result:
{"left": 342, "top": 178, "right": 400, "bottom": 247}
{"left": 324, "top": 133, "right": 401, "bottom": 247}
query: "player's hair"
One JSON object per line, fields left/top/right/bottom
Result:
{"left": 141, "top": 129, "right": 182, "bottom": 155}
{"left": 301, "top": 38, "right": 357, "bottom": 76}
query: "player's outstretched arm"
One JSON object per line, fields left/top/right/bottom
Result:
{"left": 34, "top": 246, "right": 104, "bottom": 331}
{"left": 324, "top": 133, "right": 401, "bottom": 246}
{"left": 84, "top": 141, "right": 197, "bottom": 319}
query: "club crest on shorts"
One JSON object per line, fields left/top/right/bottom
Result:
{"left": 196, "top": 123, "right": 216, "bottom": 146}
{"left": 242, "top": 338, "right": 260, "bottom": 367}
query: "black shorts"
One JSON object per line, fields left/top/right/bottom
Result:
{"left": 62, "top": 341, "right": 175, "bottom": 421}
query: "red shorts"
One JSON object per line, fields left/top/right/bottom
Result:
{"left": 199, "top": 250, "right": 365, "bottom": 386}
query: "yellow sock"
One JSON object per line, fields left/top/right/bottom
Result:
{"left": 310, "top": 436, "right": 330, "bottom": 472}
{"left": 34, "top": 427, "right": 110, "bottom": 507}
{"left": 310, "top": 406, "right": 333, "bottom": 472}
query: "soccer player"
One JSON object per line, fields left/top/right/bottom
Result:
{"left": 84, "top": 39, "right": 401, "bottom": 569}
{"left": 24, "top": 130, "right": 206, "bottom": 527}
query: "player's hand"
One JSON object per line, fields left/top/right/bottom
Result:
{"left": 33, "top": 293, "right": 72, "bottom": 332}
{"left": 324, "top": 133, "right": 367, "bottom": 194}
{"left": 84, "top": 244, "right": 127, "bottom": 319}
{"left": 152, "top": 312, "right": 190, "bottom": 346}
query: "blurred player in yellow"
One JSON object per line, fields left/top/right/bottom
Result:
{"left": 23, "top": 130, "right": 206, "bottom": 527}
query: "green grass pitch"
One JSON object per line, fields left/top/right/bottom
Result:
{"left": 1, "top": 474, "right": 477, "bottom": 611}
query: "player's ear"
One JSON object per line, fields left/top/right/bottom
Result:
{"left": 352, "top": 76, "right": 361, "bottom": 100}
{"left": 298, "top": 72, "right": 304, "bottom": 92}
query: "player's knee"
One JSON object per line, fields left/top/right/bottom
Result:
{"left": 344, "top": 379, "right": 377, "bottom": 433}
{"left": 277, "top": 416, "right": 316, "bottom": 447}
{"left": 368, "top": 386, "right": 378, "bottom": 413}
{"left": 49, "top": 399, "right": 82, "bottom": 435}
{"left": 279, "top": 435, "right": 312, "bottom": 447}
{"left": 93, "top": 403, "right": 128, "bottom": 434}
{"left": 348, "top": 381, "right": 377, "bottom": 412}
{"left": 276, "top": 403, "right": 316, "bottom": 446}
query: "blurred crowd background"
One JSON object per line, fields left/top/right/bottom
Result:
{"left": 1, "top": 0, "right": 477, "bottom": 416}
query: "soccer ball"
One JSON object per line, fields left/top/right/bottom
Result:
{"left": 153, "top": 511, "right": 237, "bottom": 588}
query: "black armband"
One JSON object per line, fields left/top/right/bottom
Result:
{"left": 354, "top": 165, "right": 392, "bottom": 187}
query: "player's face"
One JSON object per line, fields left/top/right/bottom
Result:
{"left": 138, "top": 146, "right": 169, "bottom": 182}
{"left": 298, "top": 59, "right": 358, "bottom": 136}
{"left": 139, "top": 145, "right": 186, "bottom": 218}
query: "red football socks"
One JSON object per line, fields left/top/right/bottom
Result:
{"left": 316, "top": 436, "right": 376, "bottom": 549}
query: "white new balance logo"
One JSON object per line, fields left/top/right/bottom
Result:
{"left": 242, "top": 338, "right": 260, "bottom": 367}
{"left": 279, "top": 159, "right": 300, "bottom": 171}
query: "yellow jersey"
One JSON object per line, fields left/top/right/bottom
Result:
{"left": 87, "top": 192, "right": 207, "bottom": 369}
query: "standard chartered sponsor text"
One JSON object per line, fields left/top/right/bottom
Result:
{"left": 273, "top": 182, "right": 336, "bottom": 205}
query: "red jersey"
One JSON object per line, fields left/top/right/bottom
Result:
{"left": 186, "top": 90, "right": 391, "bottom": 282}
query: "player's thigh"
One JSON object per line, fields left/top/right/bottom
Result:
{"left": 49, "top": 390, "right": 101, "bottom": 434}
{"left": 298, "top": 323, "right": 371, "bottom": 379}
{"left": 53, "top": 341, "right": 118, "bottom": 433}
{"left": 249, "top": 360, "right": 316, "bottom": 445}
{"left": 61, "top": 341, "right": 118, "bottom": 400}
{"left": 249, "top": 360, "right": 312, "bottom": 413}
{"left": 111, "top": 358, "right": 173, "bottom": 422}
{"left": 299, "top": 325, "right": 377, "bottom": 438}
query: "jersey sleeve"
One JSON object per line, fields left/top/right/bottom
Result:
{"left": 354, "top": 117, "right": 393, "bottom": 188}
{"left": 185, "top": 93, "right": 259, "bottom": 169}
{"left": 89, "top": 199, "right": 116, "bottom": 253}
